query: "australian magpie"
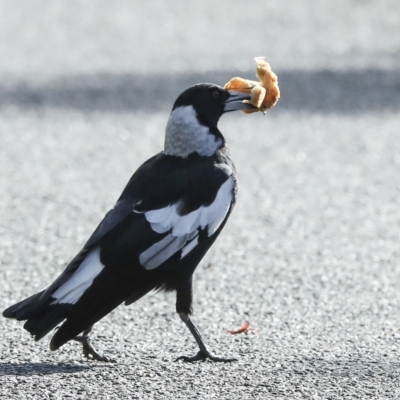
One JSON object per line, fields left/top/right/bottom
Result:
{"left": 3, "top": 83, "right": 255, "bottom": 362}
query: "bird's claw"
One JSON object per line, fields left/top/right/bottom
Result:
{"left": 74, "top": 335, "right": 115, "bottom": 363}
{"left": 175, "top": 350, "right": 238, "bottom": 363}
{"left": 82, "top": 344, "right": 114, "bottom": 362}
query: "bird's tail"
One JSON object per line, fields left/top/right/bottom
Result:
{"left": 3, "top": 290, "right": 72, "bottom": 342}
{"left": 3, "top": 248, "right": 93, "bottom": 343}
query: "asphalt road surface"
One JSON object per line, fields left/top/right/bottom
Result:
{"left": 1, "top": 1, "right": 400, "bottom": 399}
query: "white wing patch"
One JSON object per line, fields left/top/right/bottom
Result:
{"left": 139, "top": 177, "right": 234, "bottom": 270}
{"left": 181, "top": 236, "right": 199, "bottom": 258}
{"left": 139, "top": 233, "right": 195, "bottom": 270}
{"left": 51, "top": 247, "right": 105, "bottom": 304}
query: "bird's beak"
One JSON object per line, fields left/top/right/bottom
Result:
{"left": 224, "top": 91, "right": 256, "bottom": 113}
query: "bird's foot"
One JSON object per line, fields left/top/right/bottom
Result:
{"left": 73, "top": 335, "right": 114, "bottom": 362}
{"left": 176, "top": 349, "right": 238, "bottom": 363}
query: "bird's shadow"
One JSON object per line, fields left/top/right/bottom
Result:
{"left": 0, "top": 361, "right": 90, "bottom": 376}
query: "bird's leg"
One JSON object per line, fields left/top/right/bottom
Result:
{"left": 176, "top": 313, "right": 237, "bottom": 362}
{"left": 175, "top": 278, "right": 237, "bottom": 363}
{"left": 73, "top": 325, "right": 111, "bottom": 362}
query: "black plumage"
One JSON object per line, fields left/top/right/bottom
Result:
{"left": 3, "top": 84, "right": 255, "bottom": 362}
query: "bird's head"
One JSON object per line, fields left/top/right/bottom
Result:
{"left": 164, "top": 84, "right": 255, "bottom": 158}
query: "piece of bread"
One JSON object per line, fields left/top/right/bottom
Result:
{"left": 224, "top": 58, "right": 280, "bottom": 113}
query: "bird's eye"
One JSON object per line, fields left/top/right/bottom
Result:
{"left": 212, "top": 90, "right": 221, "bottom": 99}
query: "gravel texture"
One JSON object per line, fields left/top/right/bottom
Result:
{"left": 1, "top": 1, "right": 400, "bottom": 399}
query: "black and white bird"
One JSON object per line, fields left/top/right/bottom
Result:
{"left": 3, "top": 83, "right": 255, "bottom": 362}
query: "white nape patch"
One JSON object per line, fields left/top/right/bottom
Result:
{"left": 51, "top": 247, "right": 104, "bottom": 304}
{"left": 139, "top": 177, "right": 234, "bottom": 270}
{"left": 164, "top": 106, "right": 222, "bottom": 158}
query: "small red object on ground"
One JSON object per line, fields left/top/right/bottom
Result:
{"left": 228, "top": 321, "right": 257, "bottom": 335}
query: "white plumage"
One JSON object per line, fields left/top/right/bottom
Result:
{"left": 52, "top": 247, "right": 104, "bottom": 304}
{"left": 181, "top": 236, "right": 199, "bottom": 258}
{"left": 164, "top": 106, "right": 223, "bottom": 158}
{"left": 139, "top": 178, "right": 234, "bottom": 270}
